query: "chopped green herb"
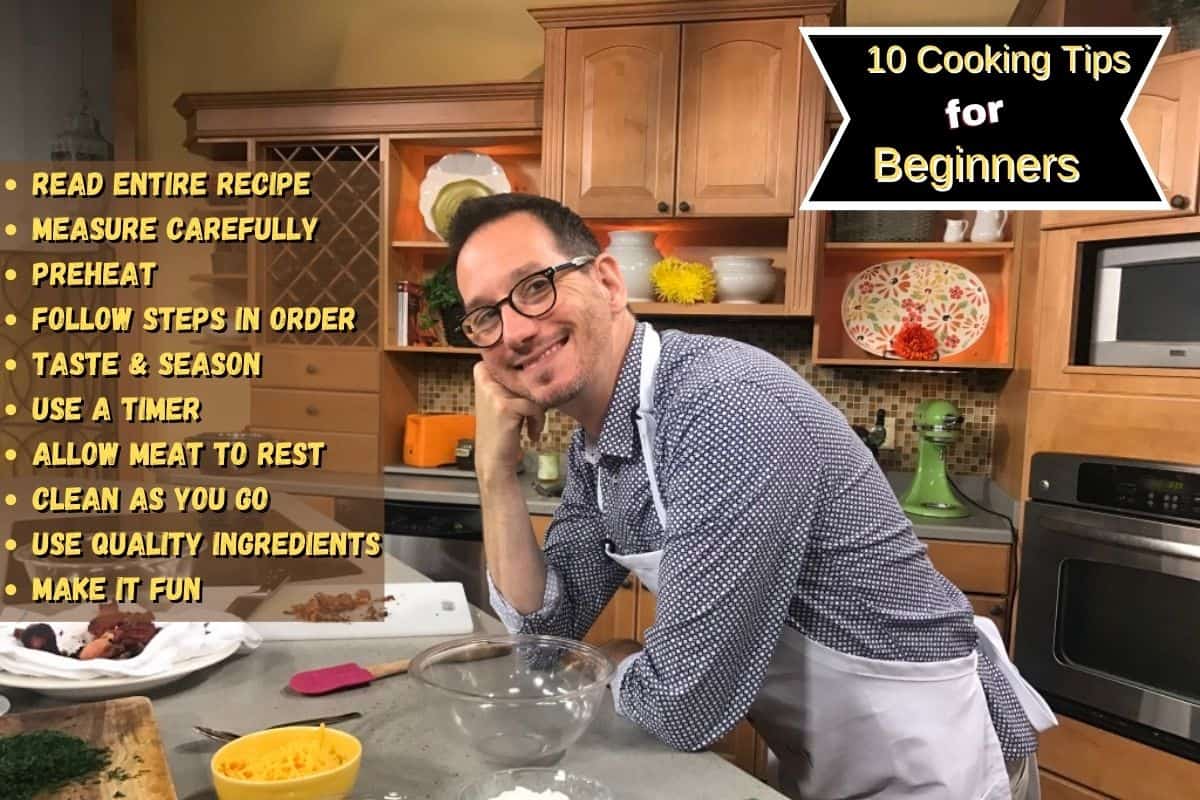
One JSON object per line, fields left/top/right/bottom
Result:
{"left": 0, "top": 730, "right": 112, "bottom": 800}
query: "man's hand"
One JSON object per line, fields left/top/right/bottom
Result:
{"left": 473, "top": 361, "right": 546, "bottom": 482}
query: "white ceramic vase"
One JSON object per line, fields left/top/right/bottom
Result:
{"left": 711, "top": 255, "right": 777, "bottom": 303}
{"left": 606, "top": 230, "right": 662, "bottom": 302}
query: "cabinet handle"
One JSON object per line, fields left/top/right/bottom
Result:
{"left": 305, "top": 405, "right": 319, "bottom": 416}
{"left": 305, "top": 363, "right": 319, "bottom": 375}
{"left": 657, "top": 201, "right": 669, "bottom": 213}
{"left": 621, "top": 577, "right": 634, "bottom": 590}
{"left": 990, "top": 604, "right": 1005, "bottom": 617}
{"left": 678, "top": 201, "right": 691, "bottom": 213}
{"left": 1170, "top": 194, "right": 1189, "bottom": 209}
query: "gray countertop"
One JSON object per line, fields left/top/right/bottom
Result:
{"left": 162, "top": 464, "right": 1016, "bottom": 544}
{"left": 1, "top": 492, "right": 786, "bottom": 800}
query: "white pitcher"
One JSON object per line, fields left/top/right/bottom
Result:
{"left": 970, "top": 210, "right": 1008, "bottom": 242}
{"left": 943, "top": 219, "right": 968, "bottom": 242}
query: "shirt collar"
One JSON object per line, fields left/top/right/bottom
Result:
{"left": 582, "top": 322, "right": 646, "bottom": 464}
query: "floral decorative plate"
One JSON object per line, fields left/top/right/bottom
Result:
{"left": 419, "top": 152, "right": 511, "bottom": 240}
{"left": 841, "top": 259, "right": 990, "bottom": 357}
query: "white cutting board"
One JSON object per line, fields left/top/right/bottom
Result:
{"left": 247, "top": 582, "right": 475, "bottom": 641}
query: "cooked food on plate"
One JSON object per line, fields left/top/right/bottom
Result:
{"left": 283, "top": 589, "right": 393, "bottom": 622}
{"left": 13, "top": 602, "right": 161, "bottom": 660}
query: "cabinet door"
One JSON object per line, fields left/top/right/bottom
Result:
{"left": 562, "top": 25, "right": 680, "bottom": 217}
{"left": 675, "top": 19, "right": 801, "bottom": 216}
{"left": 1042, "top": 54, "right": 1200, "bottom": 228}
{"left": 583, "top": 577, "right": 639, "bottom": 646}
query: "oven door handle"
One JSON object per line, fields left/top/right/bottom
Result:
{"left": 1039, "top": 511, "right": 1200, "bottom": 561}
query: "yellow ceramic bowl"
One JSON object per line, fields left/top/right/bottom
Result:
{"left": 210, "top": 726, "right": 362, "bottom": 800}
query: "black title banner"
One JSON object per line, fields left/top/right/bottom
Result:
{"left": 802, "top": 28, "right": 1168, "bottom": 209}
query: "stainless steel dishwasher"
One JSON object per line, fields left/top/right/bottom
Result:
{"left": 336, "top": 498, "right": 488, "bottom": 608}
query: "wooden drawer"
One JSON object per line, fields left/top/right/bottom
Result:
{"left": 249, "top": 427, "right": 378, "bottom": 474}
{"left": 1040, "top": 771, "right": 1111, "bottom": 799}
{"left": 257, "top": 346, "right": 380, "bottom": 392}
{"left": 1039, "top": 715, "right": 1200, "bottom": 799}
{"left": 924, "top": 540, "right": 1010, "bottom": 595}
{"left": 966, "top": 593, "right": 1008, "bottom": 636}
{"left": 251, "top": 388, "right": 379, "bottom": 434}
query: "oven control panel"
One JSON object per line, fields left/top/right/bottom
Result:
{"left": 1078, "top": 462, "right": 1200, "bottom": 522}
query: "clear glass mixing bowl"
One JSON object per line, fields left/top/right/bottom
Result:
{"left": 409, "top": 634, "right": 614, "bottom": 767}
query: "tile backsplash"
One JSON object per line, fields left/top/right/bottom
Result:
{"left": 418, "top": 319, "right": 1006, "bottom": 476}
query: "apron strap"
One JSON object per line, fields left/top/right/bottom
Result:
{"left": 635, "top": 325, "right": 668, "bottom": 530}
{"left": 973, "top": 615, "right": 1058, "bottom": 733}
{"left": 594, "top": 323, "right": 667, "bottom": 531}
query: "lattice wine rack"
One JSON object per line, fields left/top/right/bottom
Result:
{"left": 261, "top": 141, "right": 380, "bottom": 347}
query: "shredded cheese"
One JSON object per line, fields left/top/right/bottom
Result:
{"left": 215, "top": 725, "right": 349, "bottom": 782}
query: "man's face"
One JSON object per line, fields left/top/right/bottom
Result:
{"left": 456, "top": 212, "right": 620, "bottom": 408}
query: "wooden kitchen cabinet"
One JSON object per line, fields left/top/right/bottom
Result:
{"left": 1042, "top": 51, "right": 1200, "bottom": 229}
{"left": 562, "top": 25, "right": 680, "bottom": 217}
{"left": 557, "top": 14, "right": 802, "bottom": 218}
{"left": 534, "top": 0, "right": 840, "bottom": 316}
{"left": 1038, "top": 715, "right": 1200, "bottom": 799}
{"left": 676, "top": 19, "right": 801, "bottom": 216}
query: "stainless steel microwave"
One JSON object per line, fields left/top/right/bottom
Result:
{"left": 1087, "top": 238, "right": 1200, "bottom": 368}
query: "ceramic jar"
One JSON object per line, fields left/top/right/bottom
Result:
{"left": 711, "top": 255, "right": 777, "bottom": 303}
{"left": 606, "top": 230, "right": 661, "bottom": 302}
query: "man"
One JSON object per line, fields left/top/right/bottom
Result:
{"left": 449, "top": 193, "right": 1055, "bottom": 799}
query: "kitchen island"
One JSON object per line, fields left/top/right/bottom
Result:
{"left": 0, "top": 486, "right": 788, "bottom": 800}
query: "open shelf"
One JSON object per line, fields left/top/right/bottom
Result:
{"left": 816, "top": 357, "right": 1011, "bottom": 370}
{"left": 813, "top": 241, "right": 1017, "bottom": 369}
{"left": 391, "top": 240, "right": 448, "bottom": 250}
{"left": 385, "top": 345, "right": 480, "bottom": 355}
{"left": 385, "top": 134, "right": 542, "bottom": 349}
{"left": 825, "top": 241, "right": 1014, "bottom": 254}
{"left": 630, "top": 302, "right": 791, "bottom": 317}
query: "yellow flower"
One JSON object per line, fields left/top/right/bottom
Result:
{"left": 650, "top": 257, "right": 716, "bottom": 304}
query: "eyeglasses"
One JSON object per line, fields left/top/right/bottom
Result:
{"left": 458, "top": 255, "right": 594, "bottom": 348}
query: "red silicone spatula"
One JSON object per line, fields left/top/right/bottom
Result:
{"left": 287, "top": 643, "right": 514, "bottom": 696}
{"left": 288, "top": 658, "right": 411, "bottom": 696}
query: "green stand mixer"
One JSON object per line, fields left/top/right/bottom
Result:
{"left": 900, "top": 399, "right": 969, "bottom": 518}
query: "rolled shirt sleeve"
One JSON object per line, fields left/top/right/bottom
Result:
{"left": 614, "top": 380, "right": 818, "bottom": 752}
{"left": 487, "top": 442, "right": 628, "bottom": 640}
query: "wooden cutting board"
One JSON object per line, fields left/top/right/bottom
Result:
{"left": 0, "top": 696, "right": 177, "bottom": 799}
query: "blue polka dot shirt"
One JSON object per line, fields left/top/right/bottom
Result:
{"left": 489, "top": 323, "right": 1038, "bottom": 761}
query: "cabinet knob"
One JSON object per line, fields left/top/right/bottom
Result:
{"left": 990, "top": 604, "right": 1005, "bottom": 617}
{"left": 657, "top": 201, "right": 669, "bottom": 213}
{"left": 305, "top": 405, "right": 319, "bottom": 416}
{"left": 1170, "top": 194, "right": 1189, "bottom": 209}
{"left": 305, "top": 364, "right": 318, "bottom": 375}
{"left": 621, "top": 577, "right": 634, "bottom": 590}
{"left": 678, "top": 201, "right": 691, "bottom": 213}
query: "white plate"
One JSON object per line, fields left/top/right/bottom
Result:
{"left": 0, "top": 640, "right": 240, "bottom": 700}
{"left": 419, "top": 152, "right": 511, "bottom": 240}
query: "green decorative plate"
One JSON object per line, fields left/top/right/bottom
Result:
{"left": 432, "top": 179, "right": 494, "bottom": 240}
{"left": 419, "top": 152, "right": 511, "bottom": 241}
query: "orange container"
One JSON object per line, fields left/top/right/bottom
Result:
{"left": 403, "top": 413, "right": 476, "bottom": 467}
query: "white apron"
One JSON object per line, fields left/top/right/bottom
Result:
{"left": 597, "top": 324, "right": 1055, "bottom": 799}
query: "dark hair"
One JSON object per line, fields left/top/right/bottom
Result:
{"left": 445, "top": 193, "right": 600, "bottom": 291}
